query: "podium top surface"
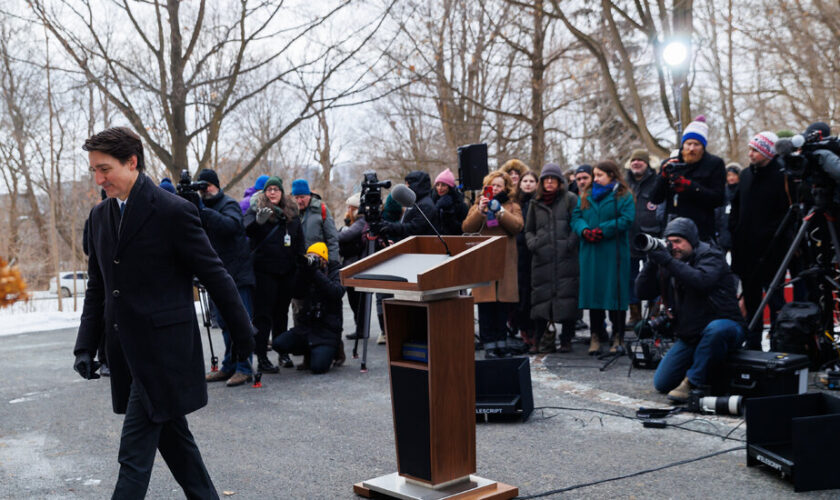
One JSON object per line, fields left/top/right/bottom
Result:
{"left": 340, "top": 235, "right": 506, "bottom": 296}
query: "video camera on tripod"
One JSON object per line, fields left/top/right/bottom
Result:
{"left": 778, "top": 130, "right": 840, "bottom": 183}
{"left": 359, "top": 171, "right": 391, "bottom": 233}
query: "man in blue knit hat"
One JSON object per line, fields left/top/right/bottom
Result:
{"left": 291, "top": 179, "right": 339, "bottom": 264}
{"left": 650, "top": 115, "right": 726, "bottom": 242}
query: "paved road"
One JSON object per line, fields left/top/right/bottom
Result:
{"left": 0, "top": 305, "right": 836, "bottom": 499}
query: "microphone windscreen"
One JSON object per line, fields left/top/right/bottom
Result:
{"left": 775, "top": 138, "right": 793, "bottom": 156}
{"left": 391, "top": 184, "right": 417, "bottom": 207}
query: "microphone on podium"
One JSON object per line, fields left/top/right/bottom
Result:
{"left": 390, "top": 184, "right": 451, "bottom": 256}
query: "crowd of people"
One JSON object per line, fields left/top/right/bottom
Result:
{"left": 129, "top": 118, "right": 837, "bottom": 405}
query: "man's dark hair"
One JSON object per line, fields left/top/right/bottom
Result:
{"left": 83, "top": 127, "right": 145, "bottom": 172}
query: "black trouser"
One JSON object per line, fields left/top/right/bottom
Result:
{"left": 113, "top": 383, "right": 217, "bottom": 500}
{"left": 478, "top": 302, "right": 508, "bottom": 348}
{"left": 272, "top": 328, "right": 336, "bottom": 374}
{"left": 743, "top": 279, "right": 785, "bottom": 350}
{"left": 589, "top": 309, "right": 625, "bottom": 340}
{"left": 253, "top": 271, "right": 294, "bottom": 355}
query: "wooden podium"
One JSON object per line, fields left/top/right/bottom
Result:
{"left": 341, "top": 236, "right": 518, "bottom": 500}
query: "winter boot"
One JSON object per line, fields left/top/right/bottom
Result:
{"left": 588, "top": 335, "right": 602, "bottom": 355}
{"left": 627, "top": 304, "right": 641, "bottom": 331}
{"left": 609, "top": 334, "right": 625, "bottom": 354}
{"left": 257, "top": 353, "right": 279, "bottom": 374}
{"left": 538, "top": 323, "right": 557, "bottom": 353}
{"left": 667, "top": 377, "right": 695, "bottom": 404}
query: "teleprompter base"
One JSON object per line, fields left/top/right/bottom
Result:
{"left": 353, "top": 473, "right": 517, "bottom": 500}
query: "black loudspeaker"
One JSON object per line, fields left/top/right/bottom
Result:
{"left": 475, "top": 357, "right": 533, "bottom": 422}
{"left": 457, "top": 143, "right": 488, "bottom": 191}
{"left": 746, "top": 393, "right": 840, "bottom": 492}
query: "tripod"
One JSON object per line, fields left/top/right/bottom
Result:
{"left": 351, "top": 231, "right": 384, "bottom": 372}
{"left": 748, "top": 200, "right": 840, "bottom": 339}
{"left": 195, "top": 282, "right": 219, "bottom": 372}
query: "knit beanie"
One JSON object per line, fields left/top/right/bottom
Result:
{"left": 776, "top": 130, "right": 794, "bottom": 139}
{"left": 434, "top": 168, "right": 456, "bottom": 188}
{"left": 539, "top": 163, "right": 565, "bottom": 182}
{"left": 306, "top": 242, "right": 328, "bottom": 261}
{"left": 383, "top": 193, "right": 402, "bottom": 222}
{"left": 575, "top": 164, "right": 593, "bottom": 176}
{"left": 725, "top": 162, "right": 742, "bottom": 175}
{"left": 664, "top": 217, "right": 700, "bottom": 248}
{"left": 805, "top": 122, "right": 831, "bottom": 140}
{"left": 346, "top": 192, "right": 361, "bottom": 207}
{"left": 682, "top": 115, "right": 708, "bottom": 147}
{"left": 254, "top": 175, "right": 270, "bottom": 191}
{"left": 291, "top": 179, "right": 311, "bottom": 196}
{"left": 159, "top": 178, "right": 176, "bottom": 194}
{"left": 197, "top": 168, "right": 220, "bottom": 189}
{"left": 749, "top": 131, "right": 778, "bottom": 160}
{"left": 263, "top": 176, "right": 283, "bottom": 192}
{"left": 630, "top": 149, "right": 650, "bottom": 164}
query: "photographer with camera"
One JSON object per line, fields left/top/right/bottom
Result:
{"left": 193, "top": 168, "right": 257, "bottom": 387}
{"left": 650, "top": 115, "right": 726, "bottom": 242}
{"left": 339, "top": 192, "right": 366, "bottom": 341}
{"left": 636, "top": 217, "right": 744, "bottom": 403}
{"left": 271, "top": 243, "right": 344, "bottom": 374}
{"left": 378, "top": 171, "right": 440, "bottom": 240}
{"left": 244, "top": 176, "right": 305, "bottom": 373}
{"left": 729, "top": 132, "right": 791, "bottom": 350}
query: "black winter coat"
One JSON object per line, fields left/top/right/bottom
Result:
{"left": 244, "top": 194, "right": 305, "bottom": 275}
{"left": 714, "top": 183, "right": 739, "bottom": 251}
{"left": 635, "top": 242, "right": 743, "bottom": 344}
{"left": 383, "top": 171, "right": 440, "bottom": 240}
{"left": 627, "top": 167, "right": 665, "bottom": 259}
{"left": 293, "top": 260, "right": 345, "bottom": 348}
{"left": 200, "top": 190, "right": 255, "bottom": 288}
{"left": 75, "top": 173, "right": 254, "bottom": 422}
{"left": 650, "top": 151, "right": 726, "bottom": 241}
{"left": 339, "top": 215, "right": 367, "bottom": 266}
{"left": 516, "top": 191, "right": 535, "bottom": 317}
{"left": 431, "top": 188, "right": 468, "bottom": 235}
{"left": 729, "top": 157, "right": 790, "bottom": 286}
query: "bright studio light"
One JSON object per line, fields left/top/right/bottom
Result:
{"left": 662, "top": 41, "right": 688, "bottom": 67}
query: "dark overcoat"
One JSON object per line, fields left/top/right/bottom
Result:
{"left": 524, "top": 188, "right": 580, "bottom": 322}
{"left": 75, "top": 173, "right": 254, "bottom": 423}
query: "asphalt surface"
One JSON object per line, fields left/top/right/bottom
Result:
{"left": 1, "top": 303, "right": 837, "bottom": 499}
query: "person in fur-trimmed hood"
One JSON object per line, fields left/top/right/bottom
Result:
{"left": 244, "top": 176, "right": 305, "bottom": 373}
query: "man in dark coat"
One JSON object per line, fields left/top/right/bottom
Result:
{"left": 650, "top": 115, "right": 726, "bottom": 241}
{"left": 626, "top": 148, "right": 665, "bottom": 329}
{"left": 197, "top": 168, "right": 257, "bottom": 386}
{"left": 380, "top": 170, "right": 440, "bottom": 240}
{"left": 73, "top": 127, "right": 255, "bottom": 499}
{"left": 636, "top": 218, "right": 744, "bottom": 403}
{"left": 729, "top": 132, "right": 790, "bottom": 349}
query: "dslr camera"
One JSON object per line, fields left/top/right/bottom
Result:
{"left": 176, "top": 169, "right": 208, "bottom": 195}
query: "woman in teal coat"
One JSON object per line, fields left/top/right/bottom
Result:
{"left": 571, "top": 160, "right": 635, "bottom": 353}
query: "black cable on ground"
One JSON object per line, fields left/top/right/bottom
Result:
{"left": 513, "top": 446, "right": 744, "bottom": 499}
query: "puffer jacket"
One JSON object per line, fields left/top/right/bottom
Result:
{"left": 525, "top": 187, "right": 580, "bottom": 322}
{"left": 200, "top": 189, "right": 255, "bottom": 288}
{"left": 293, "top": 260, "right": 345, "bottom": 349}
{"left": 431, "top": 187, "right": 469, "bottom": 235}
{"left": 299, "top": 193, "right": 340, "bottom": 264}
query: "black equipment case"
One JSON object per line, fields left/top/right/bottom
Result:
{"left": 709, "top": 350, "right": 809, "bottom": 398}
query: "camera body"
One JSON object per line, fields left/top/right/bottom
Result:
{"left": 662, "top": 161, "right": 690, "bottom": 189}
{"left": 780, "top": 132, "right": 840, "bottom": 180}
{"left": 175, "top": 169, "right": 208, "bottom": 195}
{"left": 359, "top": 170, "right": 392, "bottom": 227}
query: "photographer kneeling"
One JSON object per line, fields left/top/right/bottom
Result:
{"left": 635, "top": 218, "right": 745, "bottom": 403}
{"left": 271, "top": 242, "right": 344, "bottom": 374}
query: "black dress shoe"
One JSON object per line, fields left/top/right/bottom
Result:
{"left": 257, "top": 355, "right": 279, "bottom": 374}
{"left": 279, "top": 354, "right": 294, "bottom": 368}
{"left": 345, "top": 333, "right": 362, "bottom": 340}
{"left": 100, "top": 364, "right": 111, "bottom": 377}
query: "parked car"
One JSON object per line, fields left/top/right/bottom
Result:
{"left": 49, "top": 271, "right": 88, "bottom": 297}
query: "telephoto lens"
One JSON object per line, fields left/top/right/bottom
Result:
{"left": 633, "top": 233, "right": 668, "bottom": 252}
{"left": 698, "top": 395, "right": 743, "bottom": 416}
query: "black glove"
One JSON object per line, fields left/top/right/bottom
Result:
{"left": 233, "top": 327, "right": 257, "bottom": 361}
{"left": 648, "top": 247, "right": 672, "bottom": 265}
{"left": 73, "top": 351, "right": 101, "bottom": 380}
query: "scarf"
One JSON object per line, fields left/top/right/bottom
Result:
{"left": 591, "top": 182, "right": 616, "bottom": 202}
{"left": 541, "top": 189, "right": 557, "bottom": 205}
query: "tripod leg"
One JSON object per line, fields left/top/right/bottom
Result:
{"left": 824, "top": 213, "right": 840, "bottom": 266}
{"left": 198, "top": 286, "right": 218, "bottom": 372}
{"left": 359, "top": 292, "right": 371, "bottom": 373}
{"left": 749, "top": 214, "right": 813, "bottom": 331}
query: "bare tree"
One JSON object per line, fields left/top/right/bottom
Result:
{"left": 28, "top": 0, "right": 396, "bottom": 188}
